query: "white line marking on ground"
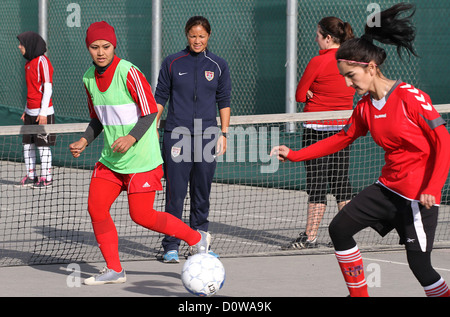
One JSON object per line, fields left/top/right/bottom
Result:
{"left": 363, "top": 257, "right": 450, "bottom": 272}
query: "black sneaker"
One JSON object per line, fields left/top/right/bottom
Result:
{"left": 281, "top": 232, "right": 318, "bottom": 250}
{"left": 32, "top": 177, "right": 53, "bottom": 189}
{"left": 15, "top": 175, "right": 38, "bottom": 188}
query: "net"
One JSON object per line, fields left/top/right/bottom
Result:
{"left": 0, "top": 106, "right": 450, "bottom": 267}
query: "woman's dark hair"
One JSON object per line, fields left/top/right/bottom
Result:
{"left": 336, "top": 3, "right": 418, "bottom": 66}
{"left": 185, "top": 16, "right": 211, "bottom": 36}
{"left": 318, "top": 16, "right": 354, "bottom": 44}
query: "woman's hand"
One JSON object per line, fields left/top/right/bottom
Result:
{"left": 111, "top": 135, "right": 136, "bottom": 153}
{"left": 37, "top": 115, "right": 47, "bottom": 125}
{"left": 270, "top": 145, "right": 290, "bottom": 162}
{"left": 69, "top": 138, "right": 88, "bottom": 158}
{"left": 420, "top": 194, "right": 435, "bottom": 210}
{"left": 216, "top": 135, "right": 227, "bottom": 157}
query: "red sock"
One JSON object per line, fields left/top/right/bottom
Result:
{"left": 128, "top": 192, "right": 201, "bottom": 246}
{"left": 335, "top": 245, "right": 369, "bottom": 297}
{"left": 424, "top": 278, "right": 450, "bottom": 297}
{"left": 91, "top": 216, "right": 122, "bottom": 272}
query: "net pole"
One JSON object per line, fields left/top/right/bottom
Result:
{"left": 38, "top": 0, "right": 48, "bottom": 44}
{"left": 151, "top": 0, "right": 162, "bottom": 94}
{"left": 285, "top": 0, "right": 298, "bottom": 133}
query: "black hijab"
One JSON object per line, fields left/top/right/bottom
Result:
{"left": 17, "top": 31, "right": 47, "bottom": 61}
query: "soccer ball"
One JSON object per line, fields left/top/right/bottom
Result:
{"left": 181, "top": 253, "right": 225, "bottom": 296}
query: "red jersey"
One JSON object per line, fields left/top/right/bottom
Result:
{"left": 25, "top": 55, "right": 54, "bottom": 113}
{"left": 85, "top": 56, "right": 158, "bottom": 119}
{"left": 287, "top": 81, "right": 450, "bottom": 204}
{"left": 296, "top": 48, "right": 354, "bottom": 127}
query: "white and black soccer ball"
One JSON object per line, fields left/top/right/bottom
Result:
{"left": 181, "top": 253, "right": 225, "bottom": 296}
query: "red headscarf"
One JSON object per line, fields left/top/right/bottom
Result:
{"left": 85, "top": 21, "right": 117, "bottom": 48}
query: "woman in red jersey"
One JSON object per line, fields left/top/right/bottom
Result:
{"left": 272, "top": 4, "right": 450, "bottom": 297}
{"left": 16, "top": 31, "right": 55, "bottom": 188}
{"left": 69, "top": 21, "right": 210, "bottom": 285}
{"left": 283, "top": 17, "right": 355, "bottom": 250}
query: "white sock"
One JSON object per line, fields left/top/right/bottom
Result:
{"left": 38, "top": 146, "right": 52, "bottom": 181}
{"left": 23, "top": 144, "right": 36, "bottom": 178}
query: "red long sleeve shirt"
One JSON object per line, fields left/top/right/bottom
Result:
{"left": 288, "top": 82, "right": 450, "bottom": 204}
{"left": 25, "top": 55, "right": 54, "bottom": 112}
{"left": 296, "top": 48, "right": 354, "bottom": 126}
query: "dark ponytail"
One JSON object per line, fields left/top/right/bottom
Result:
{"left": 318, "top": 16, "right": 354, "bottom": 44}
{"left": 336, "top": 3, "right": 418, "bottom": 66}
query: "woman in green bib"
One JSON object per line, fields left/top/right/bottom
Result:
{"left": 69, "top": 21, "right": 210, "bottom": 286}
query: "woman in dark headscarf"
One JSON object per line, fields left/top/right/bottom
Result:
{"left": 16, "top": 31, "right": 56, "bottom": 188}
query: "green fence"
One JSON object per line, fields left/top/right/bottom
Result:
{"left": 0, "top": 0, "right": 448, "bottom": 121}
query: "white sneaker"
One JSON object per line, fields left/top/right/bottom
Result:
{"left": 84, "top": 267, "right": 126, "bottom": 286}
{"left": 188, "top": 230, "right": 211, "bottom": 255}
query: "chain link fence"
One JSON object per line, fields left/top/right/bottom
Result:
{"left": 0, "top": 0, "right": 448, "bottom": 121}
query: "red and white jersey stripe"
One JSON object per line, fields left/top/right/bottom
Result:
{"left": 127, "top": 66, "right": 155, "bottom": 116}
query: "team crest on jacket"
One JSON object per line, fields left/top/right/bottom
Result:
{"left": 171, "top": 146, "right": 181, "bottom": 158}
{"left": 205, "top": 71, "right": 214, "bottom": 81}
